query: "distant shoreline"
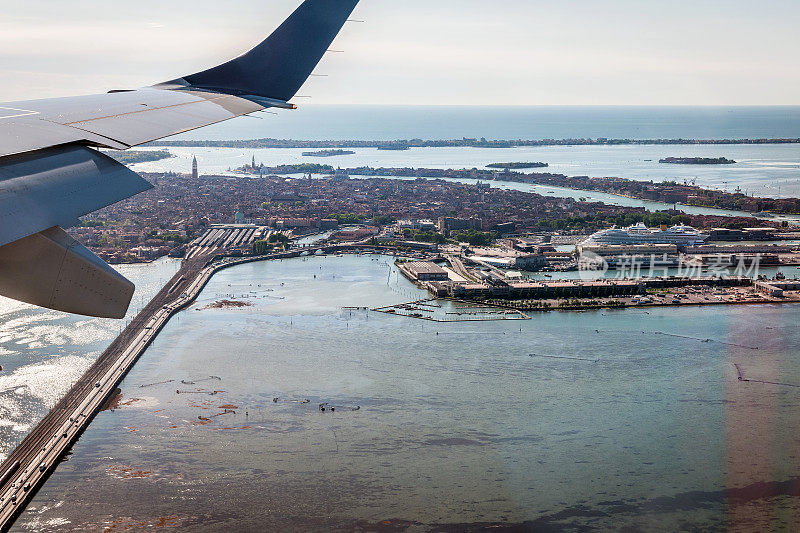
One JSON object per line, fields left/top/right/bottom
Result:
{"left": 233, "top": 164, "right": 800, "bottom": 216}
{"left": 146, "top": 137, "right": 800, "bottom": 149}
{"left": 301, "top": 149, "right": 356, "bottom": 157}
{"left": 659, "top": 157, "right": 736, "bottom": 165}
{"left": 105, "top": 149, "right": 173, "bottom": 165}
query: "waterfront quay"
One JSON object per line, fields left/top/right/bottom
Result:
{"left": 398, "top": 259, "right": 800, "bottom": 311}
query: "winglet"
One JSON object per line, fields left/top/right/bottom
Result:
{"left": 162, "top": 0, "right": 360, "bottom": 102}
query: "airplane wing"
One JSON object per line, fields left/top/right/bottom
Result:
{"left": 0, "top": 0, "right": 360, "bottom": 318}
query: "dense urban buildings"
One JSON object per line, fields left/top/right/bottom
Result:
{"left": 74, "top": 165, "right": 781, "bottom": 264}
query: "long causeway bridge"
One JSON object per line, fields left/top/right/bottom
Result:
{"left": 0, "top": 250, "right": 219, "bottom": 529}
{"left": 0, "top": 237, "right": 403, "bottom": 529}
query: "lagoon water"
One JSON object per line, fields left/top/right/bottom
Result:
{"left": 2, "top": 107, "right": 800, "bottom": 530}
{"left": 0, "top": 259, "right": 180, "bottom": 461}
{"left": 12, "top": 256, "right": 800, "bottom": 531}
{"left": 131, "top": 143, "right": 800, "bottom": 226}
{"left": 135, "top": 142, "right": 800, "bottom": 202}
{"left": 136, "top": 105, "right": 800, "bottom": 199}
{"left": 166, "top": 106, "right": 800, "bottom": 143}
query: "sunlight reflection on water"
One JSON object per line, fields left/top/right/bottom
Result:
{"left": 0, "top": 258, "right": 181, "bottom": 461}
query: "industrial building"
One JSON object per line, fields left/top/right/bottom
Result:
{"left": 437, "top": 217, "right": 484, "bottom": 233}
{"left": 696, "top": 254, "right": 780, "bottom": 267}
{"left": 755, "top": 279, "right": 800, "bottom": 297}
{"left": 707, "top": 227, "right": 778, "bottom": 241}
{"left": 578, "top": 243, "right": 678, "bottom": 257}
{"left": 470, "top": 254, "right": 547, "bottom": 271}
{"left": 403, "top": 261, "right": 450, "bottom": 281}
{"left": 685, "top": 244, "right": 792, "bottom": 254}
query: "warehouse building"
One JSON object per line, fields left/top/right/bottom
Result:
{"left": 404, "top": 261, "right": 450, "bottom": 281}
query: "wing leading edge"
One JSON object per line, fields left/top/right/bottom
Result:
{"left": 0, "top": 0, "right": 361, "bottom": 317}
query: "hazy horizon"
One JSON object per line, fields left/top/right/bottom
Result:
{"left": 3, "top": 0, "right": 799, "bottom": 106}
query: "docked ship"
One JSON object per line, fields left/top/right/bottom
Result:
{"left": 582, "top": 222, "right": 709, "bottom": 246}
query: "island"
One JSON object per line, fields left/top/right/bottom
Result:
{"left": 237, "top": 161, "right": 800, "bottom": 215}
{"left": 377, "top": 143, "right": 411, "bottom": 151}
{"left": 486, "top": 162, "right": 548, "bottom": 169}
{"left": 106, "top": 149, "right": 173, "bottom": 165}
{"left": 659, "top": 157, "right": 736, "bottom": 165}
{"left": 301, "top": 149, "right": 356, "bottom": 157}
{"left": 247, "top": 163, "right": 335, "bottom": 174}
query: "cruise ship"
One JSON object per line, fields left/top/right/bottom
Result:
{"left": 582, "top": 223, "right": 709, "bottom": 246}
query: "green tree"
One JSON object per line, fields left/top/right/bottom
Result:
{"left": 268, "top": 233, "right": 289, "bottom": 244}
{"left": 253, "top": 240, "right": 270, "bottom": 255}
{"left": 327, "top": 213, "right": 367, "bottom": 225}
{"left": 453, "top": 230, "right": 495, "bottom": 246}
{"left": 373, "top": 215, "right": 396, "bottom": 225}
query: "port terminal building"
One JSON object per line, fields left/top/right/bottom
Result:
{"left": 755, "top": 280, "right": 800, "bottom": 297}
{"left": 578, "top": 243, "right": 678, "bottom": 257}
{"left": 402, "top": 261, "right": 450, "bottom": 281}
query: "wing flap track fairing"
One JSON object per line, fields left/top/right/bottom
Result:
{"left": 0, "top": 226, "right": 135, "bottom": 319}
{"left": 0, "top": 146, "right": 152, "bottom": 249}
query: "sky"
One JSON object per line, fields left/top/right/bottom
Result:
{"left": 1, "top": 0, "right": 799, "bottom": 105}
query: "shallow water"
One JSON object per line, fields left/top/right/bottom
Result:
{"left": 0, "top": 258, "right": 181, "bottom": 461}
{"left": 12, "top": 255, "right": 800, "bottom": 531}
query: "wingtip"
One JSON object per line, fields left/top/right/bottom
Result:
{"left": 173, "top": 0, "right": 361, "bottom": 102}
